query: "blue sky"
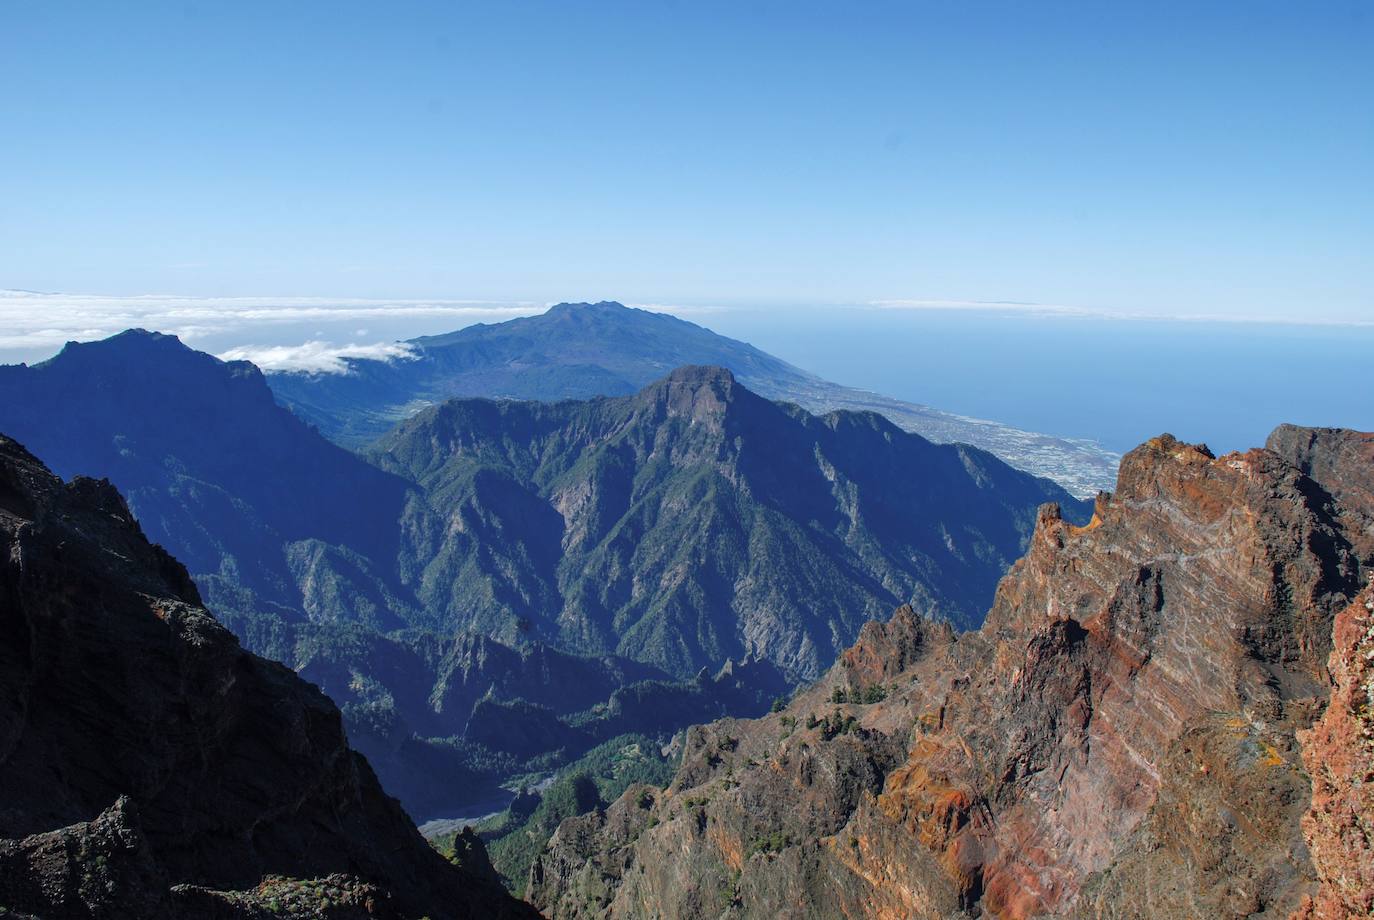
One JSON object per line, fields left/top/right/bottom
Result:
{"left": 2, "top": 1, "right": 1370, "bottom": 321}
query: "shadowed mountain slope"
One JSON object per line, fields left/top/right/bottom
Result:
{"left": 0, "top": 434, "right": 534, "bottom": 919}
{"left": 269, "top": 301, "right": 1117, "bottom": 495}
{"left": 0, "top": 329, "right": 415, "bottom": 630}
{"left": 243, "top": 619, "right": 788, "bottom": 823}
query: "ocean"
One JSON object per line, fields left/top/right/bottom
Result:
{"left": 707, "top": 307, "right": 1374, "bottom": 456}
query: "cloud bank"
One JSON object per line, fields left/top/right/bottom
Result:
{"left": 0, "top": 290, "right": 728, "bottom": 373}
{"left": 0, "top": 290, "right": 542, "bottom": 347}
{"left": 217, "top": 340, "right": 419, "bottom": 374}
{"left": 0, "top": 290, "right": 544, "bottom": 366}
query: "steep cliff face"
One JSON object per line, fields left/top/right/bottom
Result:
{"left": 1291, "top": 585, "right": 1374, "bottom": 920}
{"left": 1267, "top": 424, "right": 1374, "bottom": 563}
{"left": 530, "top": 428, "right": 1370, "bottom": 919}
{"left": 0, "top": 435, "right": 533, "bottom": 919}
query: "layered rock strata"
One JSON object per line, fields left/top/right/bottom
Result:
{"left": 530, "top": 429, "right": 1372, "bottom": 919}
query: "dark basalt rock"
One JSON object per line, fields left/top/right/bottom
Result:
{"left": 0, "top": 434, "right": 535, "bottom": 919}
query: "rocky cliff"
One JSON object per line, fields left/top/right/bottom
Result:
{"left": 1291, "top": 585, "right": 1374, "bottom": 919}
{"left": 530, "top": 428, "right": 1372, "bottom": 919}
{"left": 0, "top": 434, "right": 533, "bottom": 919}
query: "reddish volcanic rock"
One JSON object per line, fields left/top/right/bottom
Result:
{"left": 1291, "top": 586, "right": 1374, "bottom": 920}
{"left": 530, "top": 428, "right": 1371, "bottom": 919}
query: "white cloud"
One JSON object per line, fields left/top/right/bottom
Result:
{"left": 217, "top": 340, "right": 419, "bottom": 374}
{"left": 0, "top": 290, "right": 543, "bottom": 350}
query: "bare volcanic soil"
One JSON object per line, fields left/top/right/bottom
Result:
{"left": 0, "top": 435, "right": 535, "bottom": 920}
{"left": 530, "top": 429, "right": 1374, "bottom": 919}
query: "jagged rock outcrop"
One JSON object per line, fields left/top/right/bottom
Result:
{"left": 530, "top": 428, "right": 1372, "bottom": 919}
{"left": 1291, "top": 585, "right": 1374, "bottom": 919}
{"left": 1268, "top": 424, "right": 1374, "bottom": 563}
{"left": 0, "top": 434, "right": 534, "bottom": 919}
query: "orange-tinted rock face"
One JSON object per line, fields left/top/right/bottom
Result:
{"left": 1292, "top": 587, "right": 1374, "bottom": 920}
{"left": 531, "top": 428, "right": 1372, "bottom": 920}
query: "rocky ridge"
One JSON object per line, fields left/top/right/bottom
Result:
{"left": 529, "top": 428, "right": 1372, "bottom": 919}
{"left": 0, "top": 434, "right": 533, "bottom": 919}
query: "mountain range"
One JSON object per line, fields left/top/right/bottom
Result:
{"left": 267, "top": 301, "right": 1118, "bottom": 496}
{"left": 2, "top": 342, "right": 1372, "bottom": 916}
{"left": 0, "top": 326, "right": 1081, "bottom": 823}
{"left": 6, "top": 418, "right": 1370, "bottom": 917}
{"left": 0, "top": 329, "right": 1081, "bottom": 675}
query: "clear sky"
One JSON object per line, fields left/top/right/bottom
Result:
{"left": 2, "top": 0, "right": 1370, "bottom": 322}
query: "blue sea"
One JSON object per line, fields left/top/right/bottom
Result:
{"left": 705, "top": 307, "right": 1374, "bottom": 456}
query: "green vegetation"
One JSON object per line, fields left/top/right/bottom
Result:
{"left": 830, "top": 684, "right": 888, "bottom": 704}
{"left": 746, "top": 830, "right": 792, "bottom": 857}
{"left": 820, "top": 710, "right": 859, "bottom": 740}
{"left": 438, "top": 733, "right": 679, "bottom": 897}
{"left": 231, "top": 875, "right": 386, "bottom": 916}
{"left": 486, "top": 772, "right": 601, "bottom": 895}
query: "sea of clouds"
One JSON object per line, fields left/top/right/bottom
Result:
{"left": 0, "top": 291, "right": 545, "bottom": 371}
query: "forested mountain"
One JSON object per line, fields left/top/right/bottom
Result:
{"left": 0, "top": 332, "right": 1079, "bottom": 678}
{"left": 371, "top": 363, "right": 1088, "bottom": 677}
